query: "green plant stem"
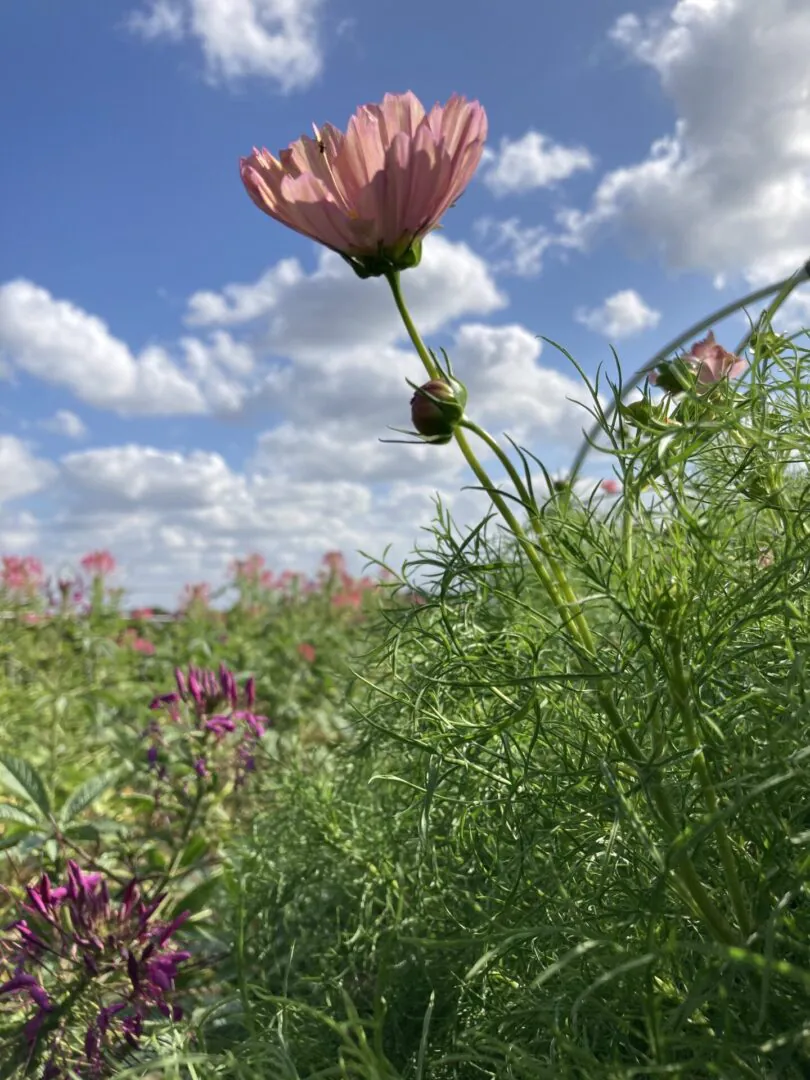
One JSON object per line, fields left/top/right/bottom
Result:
{"left": 460, "top": 417, "right": 596, "bottom": 651}
{"left": 21, "top": 974, "right": 93, "bottom": 1076}
{"left": 622, "top": 499, "right": 634, "bottom": 567}
{"left": 54, "top": 829, "right": 130, "bottom": 887}
{"left": 386, "top": 271, "right": 441, "bottom": 380}
{"left": 452, "top": 426, "right": 569, "bottom": 615}
{"left": 596, "top": 689, "right": 738, "bottom": 943}
{"left": 732, "top": 263, "right": 810, "bottom": 357}
{"left": 152, "top": 776, "right": 206, "bottom": 908}
{"left": 385, "top": 270, "right": 740, "bottom": 945}
{"left": 669, "top": 641, "right": 752, "bottom": 937}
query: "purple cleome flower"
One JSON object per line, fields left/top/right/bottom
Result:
{"left": 146, "top": 663, "right": 270, "bottom": 788}
{"left": 0, "top": 862, "right": 190, "bottom": 1077}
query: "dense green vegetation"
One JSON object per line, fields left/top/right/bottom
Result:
{"left": 2, "top": 328, "right": 810, "bottom": 1078}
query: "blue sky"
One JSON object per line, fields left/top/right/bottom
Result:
{"left": 1, "top": 0, "right": 808, "bottom": 606}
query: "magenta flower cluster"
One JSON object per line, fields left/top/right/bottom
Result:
{"left": 148, "top": 663, "right": 269, "bottom": 785}
{"left": 0, "top": 861, "right": 189, "bottom": 1077}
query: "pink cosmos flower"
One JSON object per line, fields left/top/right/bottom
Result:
{"left": 651, "top": 332, "right": 747, "bottom": 391}
{"left": 686, "top": 331, "right": 747, "bottom": 386}
{"left": 601, "top": 479, "right": 621, "bottom": 496}
{"left": 240, "top": 91, "right": 488, "bottom": 276}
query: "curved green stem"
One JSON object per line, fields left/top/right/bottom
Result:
{"left": 384, "top": 270, "right": 740, "bottom": 944}
{"left": 669, "top": 641, "right": 751, "bottom": 937}
{"left": 151, "top": 776, "right": 206, "bottom": 914}
{"left": 596, "top": 689, "right": 738, "bottom": 943}
{"left": 568, "top": 261, "right": 810, "bottom": 485}
{"left": 451, "top": 425, "right": 566, "bottom": 614}
{"left": 386, "top": 271, "right": 440, "bottom": 380}
{"left": 461, "top": 417, "right": 597, "bottom": 651}
{"left": 732, "top": 263, "right": 810, "bottom": 357}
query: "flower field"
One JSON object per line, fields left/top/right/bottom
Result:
{"left": 1, "top": 88, "right": 810, "bottom": 1078}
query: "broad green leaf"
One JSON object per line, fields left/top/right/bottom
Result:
{"left": 62, "top": 823, "right": 101, "bottom": 842}
{"left": 59, "top": 767, "right": 123, "bottom": 824}
{"left": 0, "top": 754, "right": 50, "bottom": 818}
{"left": 18, "top": 832, "right": 49, "bottom": 855}
{"left": 170, "top": 871, "right": 223, "bottom": 918}
{"left": 0, "top": 834, "right": 31, "bottom": 851}
{"left": 120, "top": 794, "right": 157, "bottom": 815}
{"left": 179, "top": 833, "right": 209, "bottom": 869}
{"left": 0, "top": 802, "right": 39, "bottom": 826}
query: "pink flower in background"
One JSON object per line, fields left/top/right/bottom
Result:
{"left": 1, "top": 555, "right": 43, "bottom": 596}
{"left": 240, "top": 91, "right": 488, "bottom": 274}
{"left": 80, "top": 550, "right": 116, "bottom": 578}
{"left": 179, "top": 582, "right": 211, "bottom": 612}
{"left": 131, "top": 607, "right": 154, "bottom": 620}
{"left": 52, "top": 575, "right": 84, "bottom": 610}
{"left": 601, "top": 479, "right": 621, "bottom": 496}
{"left": 297, "top": 642, "right": 316, "bottom": 663}
{"left": 231, "top": 553, "right": 274, "bottom": 589}
{"left": 322, "top": 551, "right": 347, "bottom": 576}
{"left": 118, "top": 628, "right": 155, "bottom": 654}
{"left": 332, "top": 589, "right": 363, "bottom": 610}
{"left": 686, "top": 331, "right": 747, "bottom": 386}
{"left": 274, "top": 569, "right": 305, "bottom": 593}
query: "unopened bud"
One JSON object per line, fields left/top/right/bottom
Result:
{"left": 649, "top": 356, "right": 696, "bottom": 395}
{"left": 654, "top": 576, "right": 688, "bottom": 638}
{"left": 619, "top": 399, "right": 675, "bottom": 431}
{"left": 410, "top": 378, "right": 466, "bottom": 444}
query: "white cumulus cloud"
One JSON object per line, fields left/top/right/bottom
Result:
{"left": 0, "top": 280, "right": 207, "bottom": 416}
{"left": 481, "top": 131, "right": 595, "bottom": 197}
{"left": 560, "top": 0, "right": 810, "bottom": 287}
{"left": 126, "top": 0, "right": 324, "bottom": 91}
{"left": 0, "top": 437, "right": 56, "bottom": 504}
{"left": 474, "top": 218, "right": 555, "bottom": 277}
{"left": 0, "top": 280, "right": 264, "bottom": 418}
{"left": 126, "top": 0, "right": 184, "bottom": 38}
{"left": 37, "top": 410, "right": 88, "bottom": 439}
{"left": 575, "top": 290, "right": 661, "bottom": 339}
{"left": 185, "top": 235, "right": 508, "bottom": 353}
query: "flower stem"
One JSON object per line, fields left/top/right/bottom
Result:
{"left": 460, "top": 417, "right": 597, "bottom": 651}
{"left": 152, "top": 776, "right": 206, "bottom": 909}
{"left": 385, "top": 271, "right": 740, "bottom": 944}
{"left": 385, "top": 271, "right": 440, "bottom": 380}
{"left": 669, "top": 640, "right": 751, "bottom": 937}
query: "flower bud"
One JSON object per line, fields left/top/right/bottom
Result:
{"left": 410, "top": 378, "right": 466, "bottom": 444}
{"left": 649, "top": 356, "right": 696, "bottom": 394}
{"left": 653, "top": 576, "right": 688, "bottom": 639}
{"left": 619, "top": 399, "right": 676, "bottom": 431}
{"left": 174, "top": 667, "right": 187, "bottom": 699}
